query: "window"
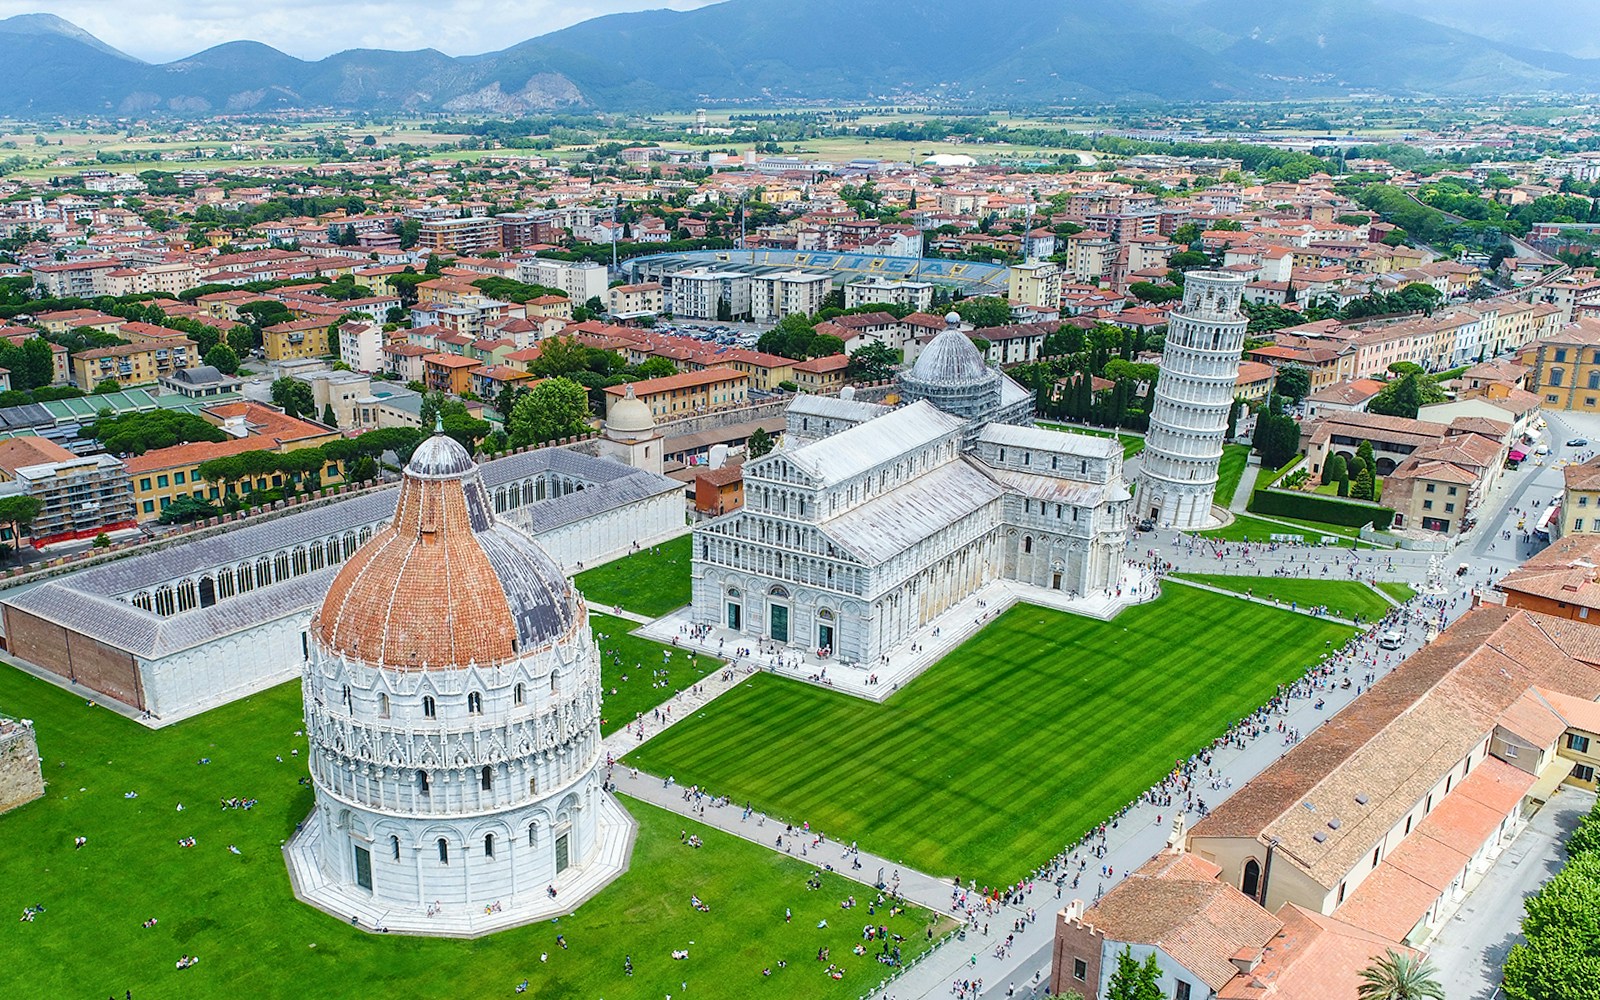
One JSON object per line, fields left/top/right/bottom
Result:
{"left": 514, "top": 683, "right": 525, "bottom": 706}
{"left": 174, "top": 471, "right": 185, "bottom": 485}
{"left": 1175, "top": 983, "right": 1192, "bottom": 1000}
{"left": 142, "top": 500, "right": 154, "bottom": 514}
{"left": 528, "top": 823, "right": 538, "bottom": 846}
{"left": 422, "top": 696, "right": 435, "bottom": 719}
{"left": 378, "top": 693, "right": 389, "bottom": 718}
{"left": 1551, "top": 368, "right": 1566, "bottom": 387}
{"left": 418, "top": 771, "right": 430, "bottom": 794}
{"left": 1423, "top": 500, "right": 1433, "bottom": 510}
{"left": 1404, "top": 815, "right": 1413, "bottom": 835}
{"left": 1447, "top": 486, "right": 1457, "bottom": 496}
{"left": 1425, "top": 483, "right": 1435, "bottom": 493}
{"left": 1241, "top": 858, "right": 1261, "bottom": 899}
{"left": 1576, "top": 764, "right": 1596, "bottom": 783}
{"left": 1073, "top": 959, "right": 1087, "bottom": 981}
{"left": 1372, "top": 846, "right": 1382, "bottom": 868}
{"left": 139, "top": 477, "right": 151, "bottom": 491}
{"left": 1569, "top": 733, "right": 1592, "bottom": 754}
{"left": 484, "top": 834, "right": 495, "bottom": 858}
{"left": 1557, "top": 348, "right": 1570, "bottom": 363}
{"left": 437, "top": 838, "right": 449, "bottom": 864}
{"left": 157, "top": 475, "right": 169, "bottom": 488}
{"left": 481, "top": 766, "right": 493, "bottom": 791}
{"left": 1445, "top": 503, "right": 1455, "bottom": 513}
{"left": 467, "top": 691, "right": 483, "bottom": 714}
{"left": 1578, "top": 519, "right": 1586, "bottom": 531}
{"left": 1337, "top": 881, "right": 1347, "bottom": 905}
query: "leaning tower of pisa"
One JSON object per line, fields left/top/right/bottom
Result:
{"left": 1135, "top": 270, "right": 1249, "bottom": 530}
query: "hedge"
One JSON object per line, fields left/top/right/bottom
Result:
{"left": 1255, "top": 455, "right": 1303, "bottom": 492}
{"left": 1248, "top": 488, "right": 1396, "bottom": 530}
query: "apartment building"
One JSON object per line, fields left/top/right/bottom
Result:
{"left": 671, "top": 268, "right": 752, "bottom": 321}
{"left": 72, "top": 338, "right": 196, "bottom": 388}
{"left": 515, "top": 257, "right": 608, "bottom": 303}
{"left": 843, "top": 276, "right": 935, "bottom": 312}
{"left": 749, "top": 270, "right": 832, "bottom": 323}
{"left": 0, "top": 436, "right": 135, "bottom": 547}
{"left": 416, "top": 216, "right": 502, "bottom": 255}
{"left": 263, "top": 319, "right": 331, "bottom": 362}
{"left": 603, "top": 369, "right": 749, "bottom": 420}
{"left": 1519, "top": 319, "right": 1600, "bottom": 412}
{"left": 608, "top": 281, "right": 665, "bottom": 319}
{"left": 1007, "top": 262, "right": 1063, "bottom": 311}
{"left": 422, "top": 352, "right": 482, "bottom": 396}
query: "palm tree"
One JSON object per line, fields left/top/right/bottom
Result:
{"left": 1357, "top": 949, "right": 1445, "bottom": 1000}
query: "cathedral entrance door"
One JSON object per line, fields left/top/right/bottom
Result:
{"left": 1052, "top": 573, "right": 1062, "bottom": 591}
{"left": 770, "top": 604, "right": 789, "bottom": 643}
{"left": 727, "top": 602, "right": 741, "bottom": 630}
{"left": 555, "top": 832, "right": 571, "bottom": 873}
{"left": 353, "top": 844, "right": 372, "bottom": 890}
{"left": 817, "top": 622, "right": 834, "bottom": 652}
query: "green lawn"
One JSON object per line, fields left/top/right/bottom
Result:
{"left": 592, "top": 612, "right": 722, "bottom": 735}
{"left": 0, "top": 668, "right": 943, "bottom": 1000}
{"left": 1313, "top": 479, "right": 1385, "bottom": 502}
{"left": 625, "top": 588, "right": 1353, "bottom": 885}
{"left": 574, "top": 533, "right": 692, "bottom": 618}
{"left": 1214, "top": 444, "right": 1252, "bottom": 508}
{"left": 1192, "top": 513, "right": 1386, "bottom": 547}
{"left": 1173, "top": 574, "right": 1393, "bottom": 622}
{"left": 1037, "top": 421, "right": 1145, "bottom": 458}
{"left": 1377, "top": 582, "right": 1418, "bottom": 604}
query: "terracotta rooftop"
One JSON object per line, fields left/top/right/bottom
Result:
{"left": 1217, "top": 904, "right": 1423, "bottom": 1000}
{"left": 1497, "top": 534, "right": 1600, "bottom": 612}
{"left": 603, "top": 368, "right": 748, "bottom": 397}
{"left": 0, "top": 435, "right": 76, "bottom": 472}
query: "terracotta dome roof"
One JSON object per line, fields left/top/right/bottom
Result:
{"left": 313, "top": 433, "right": 576, "bottom": 670}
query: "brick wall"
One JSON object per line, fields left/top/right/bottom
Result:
{"left": 3, "top": 607, "right": 143, "bottom": 711}
{"left": 0, "top": 720, "right": 43, "bottom": 814}
{"left": 1051, "top": 906, "right": 1105, "bottom": 999}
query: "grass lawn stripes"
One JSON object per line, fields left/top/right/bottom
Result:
{"left": 1173, "top": 574, "right": 1394, "bottom": 622}
{"left": 626, "top": 587, "right": 1353, "bottom": 885}
{"left": 0, "top": 668, "right": 941, "bottom": 999}
{"left": 592, "top": 611, "right": 721, "bottom": 736}
{"left": 574, "top": 533, "right": 693, "bottom": 618}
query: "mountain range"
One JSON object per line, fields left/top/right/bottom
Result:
{"left": 2, "top": 0, "right": 1599, "bottom": 117}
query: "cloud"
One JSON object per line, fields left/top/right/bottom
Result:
{"left": 0, "top": 0, "right": 720, "bottom": 62}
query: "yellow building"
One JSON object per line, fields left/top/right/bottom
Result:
{"left": 263, "top": 319, "right": 331, "bottom": 362}
{"left": 124, "top": 402, "right": 343, "bottom": 520}
{"left": 603, "top": 368, "right": 748, "bottom": 420}
{"left": 695, "top": 349, "right": 795, "bottom": 391}
{"left": 1519, "top": 319, "right": 1600, "bottom": 412}
{"left": 1562, "top": 458, "right": 1600, "bottom": 536}
{"left": 72, "top": 338, "right": 197, "bottom": 388}
{"left": 1007, "top": 262, "right": 1062, "bottom": 310}
{"left": 792, "top": 354, "right": 850, "bottom": 393}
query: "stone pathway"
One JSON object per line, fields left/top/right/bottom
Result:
{"left": 1229, "top": 463, "right": 1261, "bottom": 513}
{"left": 1164, "top": 576, "right": 1361, "bottom": 628}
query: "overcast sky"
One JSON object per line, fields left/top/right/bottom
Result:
{"left": 0, "top": 0, "right": 720, "bottom": 62}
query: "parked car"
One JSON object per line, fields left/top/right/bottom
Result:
{"left": 1136, "top": 519, "right": 1155, "bottom": 532}
{"left": 1535, "top": 444, "right": 1551, "bottom": 455}
{"left": 1568, "top": 438, "right": 1589, "bottom": 447}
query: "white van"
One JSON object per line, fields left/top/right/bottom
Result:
{"left": 1378, "top": 631, "right": 1404, "bottom": 650}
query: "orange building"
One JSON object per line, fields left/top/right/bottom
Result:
{"left": 1497, "top": 533, "right": 1600, "bottom": 621}
{"left": 694, "top": 463, "right": 745, "bottom": 515}
{"left": 423, "top": 352, "right": 482, "bottom": 396}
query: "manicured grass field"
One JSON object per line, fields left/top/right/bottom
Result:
{"left": 625, "top": 588, "right": 1353, "bottom": 884}
{"left": 574, "top": 533, "right": 692, "bottom": 618}
{"left": 1192, "top": 513, "right": 1387, "bottom": 548}
{"left": 592, "top": 612, "right": 722, "bottom": 735}
{"left": 0, "top": 669, "right": 942, "bottom": 1000}
{"left": 1036, "top": 422, "right": 1145, "bottom": 458}
{"left": 1173, "top": 574, "right": 1393, "bottom": 622}
{"left": 1377, "top": 582, "right": 1418, "bottom": 604}
{"left": 1213, "top": 444, "right": 1252, "bottom": 507}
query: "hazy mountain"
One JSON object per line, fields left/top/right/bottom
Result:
{"left": 0, "top": 0, "right": 1597, "bottom": 116}
{"left": 1386, "top": 0, "right": 1600, "bottom": 60}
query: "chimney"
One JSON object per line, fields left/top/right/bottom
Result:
{"left": 1064, "top": 898, "right": 1085, "bottom": 922}
{"left": 1230, "top": 945, "right": 1264, "bottom": 974}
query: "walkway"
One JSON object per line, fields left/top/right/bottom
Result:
{"left": 1229, "top": 463, "right": 1261, "bottom": 513}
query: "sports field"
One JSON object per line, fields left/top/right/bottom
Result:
{"left": 592, "top": 611, "right": 721, "bottom": 735}
{"left": 574, "top": 533, "right": 693, "bottom": 618}
{"left": 1173, "top": 574, "right": 1393, "bottom": 622}
{"left": 625, "top": 587, "right": 1353, "bottom": 884}
{"left": 0, "top": 668, "right": 942, "bottom": 1000}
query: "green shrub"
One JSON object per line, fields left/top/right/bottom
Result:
{"left": 1249, "top": 488, "right": 1396, "bottom": 530}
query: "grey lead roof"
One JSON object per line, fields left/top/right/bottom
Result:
{"left": 820, "top": 459, "right": 1002, "bottom": 565}
{"left": 0, "top": 445, "right": 680, "bottom": 659}
{"left": 977, "top": 422, "right": 1121, "bottom": 459}
{"left": 783, "top": 400, "right": 965, "bottom": 488}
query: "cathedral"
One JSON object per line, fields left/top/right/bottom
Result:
{"left": 286, "top": 430, "right": 631, "bottom": 935}
{"left": 690, "top": 320, "right": 1131, "bottom": 666}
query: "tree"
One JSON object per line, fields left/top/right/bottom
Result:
{"left": 321, "top": 403, "right": 337, "bottom": 427}
{"left": 227, "top": 324, "right": 257, "bottom": 356}
{"left": 157, "top": 495, "right": 219, "bottom": 525}
{"left": 1104, "top": 946, "right": 1163, "bottom": 1000}
{"left": 1356, "top": 440, "right": 1377, "bottom": 476}
{"left": 202, "top": 343, "right": 240, "bottom": 375}
{"left": 1322, "top": 453, "right": 1348, "bottom": 487}
{"left": 93, "top": 378, "right": 121, "bottom": 395}
{"left": 1253, "top": 396, "right": 1301, "bottom": 471}
{"left": 746, "top": 427, "right": 774, "bottom": 459}
{"left": 92, "top": 532, "right": 111, "bottom": 549}
{"left": 1275, "top": 364, "right": 1312, "bottom": 403}
{"left": 1367, "top": 373, "right": 1434, "bottom": 420}
{"left": 1357, "top": 950, "right": 1445, "bottom": 1000}
{"left": 509, "top": 377, "right": 590, "bottom": 446}
{"left": 951, "top": 296, "right": 1012, "bottom": 328}
{"left": 1504, "top": 849, "right": 1600, "bottom": 1000}
{"left": 1567, "top": 801, "right": 1600, "bottom": 859}
{"left": 0, "top": 495, "right": 42, "bottom": 553}
{"left": 1351, "top": 465, "right": 1376, "bottom": 501}
{"left": 270, "top": 377, "right": 315, "bottom": 420}
{"left": 846, "top": 341, "right": 899, "bottom": 383}
{"left": 1225, "top": 396, "right": 1242, "bottom": 441}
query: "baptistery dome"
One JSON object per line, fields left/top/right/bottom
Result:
{"left": 315, "top": 432, "right": 574, "bottom": 669}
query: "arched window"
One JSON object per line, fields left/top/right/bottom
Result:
{"left": 274, "top": 551, "right": 291, "bottom": 581}
{"left": 1023, "top": 536, "right": 1033, "bottom": 554}
{"left": 514, "top": 683, "right": 525, "bottom": 706}
{"left": 437, "top": 838, "right": 448, "bottom": 864}
{"left": 292, "top": 547, "right": 308, "bottom": 575}
{"left": 484, "top": 834, "right": 495, "bottom": 858}
{"left": 255, "top": 558, "right": 272, "bottom": 588}
{"left": 390, "top": 835, "right": 400, "bottom": 860}
{"left": 217, "top": 568, "right": 235, "bottom": 598}
{"left": 418, "top": 771, "right": 430, "bottom": 795}
{"left": 528, "top": 823, "right": 537, "bottom": 846}
{"left": 550, "top": 669, "right": 559, "bottom": 694}
{"left": 236, "top": 563, "right": 255, "bottom": 593}
{"left": 467, "top": 691, "right": 483, "bottom": 714}
{"left": 377, "top": 693, "right": 390, "bottom": 718}
{"left": 154, "top": 585, "right": 176, "bottom": 617}
{"left": 1242, "top": 858, "right": 1262, "bottom": 900}
{"left": 481, "top": 766, "right": 493, "bottom": 791}
{"left": 422, "top": 696, "right": 436, "bottom": 719}
{"left": 309, "top": 545, "right": 325, "bottom": 571}
{"left": 176, "top": 579, "right": 196, "bottom": 611}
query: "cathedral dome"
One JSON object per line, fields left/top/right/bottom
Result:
{"left": 909, "top": 327, "right": 990, "bottom": 387}
{"left": 313, "top": 432, "right": 576, "bottom": 670}
{"left": 605, "top": 384, "right": 656, "bottom": 435}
